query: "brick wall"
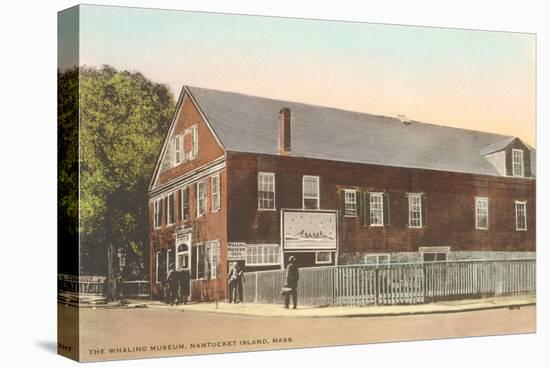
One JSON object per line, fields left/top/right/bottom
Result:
{"left": 226, "top": 152, "right": 535, "bottom": 258}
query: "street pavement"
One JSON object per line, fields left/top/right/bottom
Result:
{"left": 60, "top": 296, "right": 536, "bottom": 362}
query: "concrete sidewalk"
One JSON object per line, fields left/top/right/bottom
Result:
{"left": 140, "top": 294, "right": 535, "bottom": 318}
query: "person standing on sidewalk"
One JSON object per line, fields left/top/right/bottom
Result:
{"left": 165, "top": 264, "right": 178, "bottom": 305}
{"left": 227, "top": 262, "right": 239, "bottom": 303}
{"left": 235, "top": 264, "right": 244, "bottom": 303}
{"left": 177, "top": 267, "right": 191, "bottom": 305}
{"left": 284, "top": 256, "right": 299, "bottom": 309}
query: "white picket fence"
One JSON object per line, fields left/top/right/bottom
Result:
{"left": 242, "top": 259, "right": 535, "bottom": 306}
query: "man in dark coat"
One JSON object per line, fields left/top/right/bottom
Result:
{"left": 165, "top": 264, "right": 178, "bottom": 305}
{"left": 227, "top": 262, "right": 239, "bottom": 303}
{"left": 284, "top": 256, "right": 299, "bottom": 309}
{"left": 177, "top": 268, "right": 191, "bottom": 305}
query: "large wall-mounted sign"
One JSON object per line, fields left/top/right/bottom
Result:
{"left": 228, "top": 242, "right": 247, "bottom": 261}
{"left": 282, "top": 210, "right": 337, "bottom": 250}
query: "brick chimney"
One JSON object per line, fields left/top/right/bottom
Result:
{"left": 279, "top": 107, "right": 291, "bottom": 155}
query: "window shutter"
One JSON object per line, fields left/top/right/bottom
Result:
{"left": 339, "top": 189, "right": 345, "bottom": 217}
{"left": 356, "top": 190, "right": 363, "bottom": 220}
{"left": 383, "top": 193, "right": 391, "bottom": 226}
{"left": 168, "top": 138, "right": 175, "bottom": 167}
{"left": 422, "top": 195, "right": 427, "bottom": 227}
{"left": 364, "top": 192, "right": 371, "bottom": 226}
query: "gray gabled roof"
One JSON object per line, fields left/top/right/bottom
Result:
{"left": 187, "top": 86, "right": 535, "bottom": 177}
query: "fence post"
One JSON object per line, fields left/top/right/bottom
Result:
{"left": 375, "top": 267, "right": 379, "bottom": 306}
{"left": 254, "top": 272, "right": 258, "bottom": 304}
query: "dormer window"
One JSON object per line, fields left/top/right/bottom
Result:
{"left": 512, "top": 149, "right": 524, "bottom": 177}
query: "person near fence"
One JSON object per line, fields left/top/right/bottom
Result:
{"left": 227, "top": 262, "right": 240, "bottom": 303}
{"left": 165, "top": 264, "right": 178, "bottom": 305}
{"left": 235, "top": 264, "right": 244, "bottom": 303}
{"left": 177, "top": 267, "right": 191, "bottom": 305}
{"left": 284, "top": 256, "right": 299, "bottom": 309}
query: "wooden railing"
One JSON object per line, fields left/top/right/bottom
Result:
{"left": 57, "top": 275, "right": 150, "bottom": 304}
{"left": 243, "top": 259, "right": 535, "bottom": 306}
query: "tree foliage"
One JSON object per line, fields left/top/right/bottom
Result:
{"left": 58, "top": 65, "right": 174, "bottom": 278}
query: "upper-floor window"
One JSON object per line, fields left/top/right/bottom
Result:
{"left": 167, "top": 193, "right": 175, "bottom": 225}
{"left": 512, "top": 149, "right": 524, "bottom": 177}
{"left": 303, "top": 175, "right": 320, "bottom": 210}
{"left": 515, "top": 200, "right": 527, "bottom": 231}
{"left": 197, "top": 180, "right": 207, "bottom": 217}
{"left": 408, "top": 194, "right": 422, "bottom": 228}
{"left": 183, "top": 125, "right": 198, "bottom": 161}
{"left": 258, "top": 172, "right": 275, "bottom": 210}
{"left": 154, "top": 198, "right": 162, "bottom": 228}
{"left": 369, "top": 193, "right": 384, "bottom": 226}
{"left": 344, "top": 190, "right": 357, "bottom": 216}
{"left": 211, "top": 174, "right": 220, "bottom": 212}
{"left": 180, "top": 187, "right": 189, "bottom": 221}
{"left": 475, "top": 197, "right": 489, "bottom": 230}
{"left": 174, "top": 135, "right": 184, "bottom": 165}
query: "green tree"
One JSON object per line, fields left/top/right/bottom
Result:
{"left": 58, "top": 65, "right": 174, "bottom": 300}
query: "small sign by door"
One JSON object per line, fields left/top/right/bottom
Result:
{"left": 228, "top": 242, "right": 247, "bottom": 261}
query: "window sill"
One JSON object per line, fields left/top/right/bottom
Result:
{"left": 246, "top": 263, "right": 280, "bottom": 267}
{"left": 516, "top": 229, "right": 528, "bottom": 232}
{"left": 475, "top": 227, "right": 489, "bottom": 231}
{"left": 344, "top": 214, "right": 358, "bottom": 218}
{"left": 408, "top": 226, "right": 423, "bottom": 229}
{"left": 258, "top": 208, "right": 277, "bottom": 212}
{"left": 370, "top": 224, "right": 384, "bottom": 227}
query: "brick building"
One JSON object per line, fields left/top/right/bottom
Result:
{"left": 148, "top": 86, "right": 535, "bottom": 301}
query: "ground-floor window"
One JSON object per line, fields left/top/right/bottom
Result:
{"left": 195, "top": 241, "right": 221, "bottom": 279}
{"left": 422, "top": 252, "right": 447, "bottom": 262}
{"left": 365, "top": 253, "right": 390, "bottom": 266}
{"left": 155, "top": 251, "right": 161, "bottom": 283}
{"left": 315, "top": 251, "right": 332, "bottom": 264}
{"left": 246, "top": 244, "right": 280, "bottom": 266}
{"left": 157, "top": 250, "right": 167, "bottom": 283}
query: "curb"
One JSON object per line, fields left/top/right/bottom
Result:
{"left": 179, "top": 301, "right": 536, "bottom": 319}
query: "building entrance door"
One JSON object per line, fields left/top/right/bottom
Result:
{"left": 176, "top": 231, "right": 192, "bottom": 271}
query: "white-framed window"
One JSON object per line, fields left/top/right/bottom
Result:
{"left": 190, "top": 125, "right": 198, "bottom": 160}
{"left": 167, "top": 192, "right": 175, "bottom": 225}
{"left": 155, "top": 251, "right": 161, "bottom": 283}
{"left": 154, "top": 198, "right": 162, "bottom": 228}
{"left": 211, "top": 174, "right": 220, "bottom": 212}
{"left": 408, "top": 194, "right": 422, "bottom": 228}
{"left": 258, "top": 172, "right": 275, "bottom": 210}
{"left": 475, "top": 197, "right": 489, "bottom": 230}
{"left": 166, "top": 249, "right": 173, "bottom": 275}
{"left": 180, "top": 187, "right": 189, "bottom": 221}
{"left": 197, "top": 180, "right": 207, "bottom": 217}
{"left": 195, "top": 241, "right": 220, "bottom": 279}
{"left": 303, "top": 175, "right": 320, "bottom": 210}
{"left": 512, "top": 149, "right": 524, "bottom": 177}
{"left": 174, "top": 135, "right": 183, "bottom": 165}
{"left": 365, "top": 254, "right": 390, "bottom": 266}
{"left": 369, "top": 193, "right": 384, "bottom": 226}
{"left": 515, "top": 200, "right": 527, "bottom": 231}
{"left": 423, "top": 252, "right": 447, "bottom": 262}
{"left": 344, "top": 190, "right": 357, "bottom": 216}
{"left": 246, "top": 244, "right": 280, "bottom": 266}
{"left": 176, "top": 243, "right": 190, "bottom": 270}
{"left": 315, "top": 251, "right": 332, "bottom": 264}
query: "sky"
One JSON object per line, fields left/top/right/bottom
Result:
{"left": 60, "top": 4, "right": 536, "bottom": 146}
